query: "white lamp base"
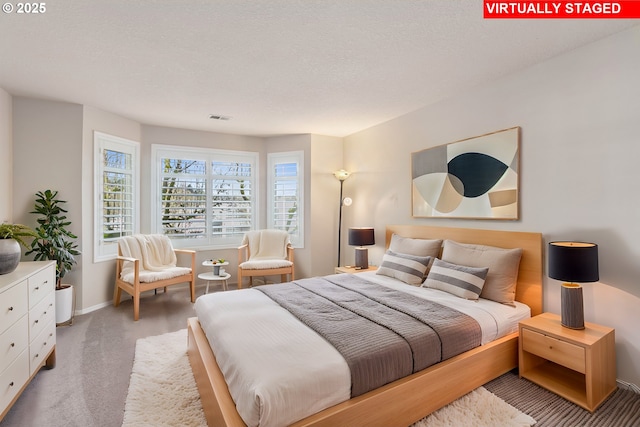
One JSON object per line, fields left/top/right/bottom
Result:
{"left": 561, "top": 283, "right": 584, "bottom": 330}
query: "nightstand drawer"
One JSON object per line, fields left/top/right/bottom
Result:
{"left": 522, "top": 328, "right": 585, "bottom": 373}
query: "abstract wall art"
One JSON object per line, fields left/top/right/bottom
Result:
{"left": 411, "top": 127, "right": 520, "bottom": 219}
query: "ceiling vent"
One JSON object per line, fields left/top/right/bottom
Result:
{"left": 209, "top": 114, "right": 231, "bottom": 121}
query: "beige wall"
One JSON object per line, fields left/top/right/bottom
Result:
{"left": 310, "top": 134, "right": 344, "bottom": 276}
{"left": 12, "top": 97, "right": 84, "bottom": 294}
{"left": 0, "top": 88, "right": 11, "bottom": 223}
{"left": 81, "top": 106, "right": 142, "bottom": 311}
{"left": 343, "top": 25, "right": 640, "bottom": 387}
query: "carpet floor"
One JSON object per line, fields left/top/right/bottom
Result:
{"left": 124, "top": 330, "right": 535, "bottom": 427}
{"left": 485, "top": 371, "right": 640, "bottom": 426}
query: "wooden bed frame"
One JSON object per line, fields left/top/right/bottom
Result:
{"left": 187, "top": 225, "right": 543, "bottom": 427}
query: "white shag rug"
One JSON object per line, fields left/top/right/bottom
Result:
{"left": 123, "top": 329, "right": 536, "bottom": 427}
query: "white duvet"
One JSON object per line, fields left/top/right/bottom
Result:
{"left": 194, "top": 272, "right": 530, "bottom": 427}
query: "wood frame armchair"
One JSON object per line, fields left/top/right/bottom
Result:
{"left": 237, "top": 230, "right": 294, "bottom": 289}
{"left": 113, "top": 236, "right": 196, "bottom": 321}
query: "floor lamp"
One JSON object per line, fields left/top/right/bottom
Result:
{"left": 334, "top": 169, "right": 351, "bottom": 267}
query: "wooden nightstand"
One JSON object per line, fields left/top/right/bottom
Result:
{"left": 518, "top": 312, "right": 616, "bottom": 412}
{"left": 334, "top": 265, "right": 378, "bottom": 274}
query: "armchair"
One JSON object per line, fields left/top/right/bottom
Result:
{"left": 113, "top": 234, "right": 195, "bottom": 320}
{"left": 237, "top": 229, "right": 294, "bottom": 288}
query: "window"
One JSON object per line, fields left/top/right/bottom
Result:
{"left": 267, "top": 151, "right": 304, "bottom": 247}
{"left": 94, "top": 132, "right": 140, "bottom": 262}
{"left": 151, "top": 145, "right": 258, "bottom": 248}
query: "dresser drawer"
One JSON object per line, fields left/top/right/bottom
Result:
{"left": 29, "top": 320, "right": 55, "bottom": 375}
{"left": 29, "top": 291, "right": 55, "bottom": 342}
{"left": 0, "top": 350, "right": 29, "bottom": 415}
{"left": 522, "top": 328, "right": 585, "bottom": 373}
{"left": 0, "top": 281, "right": 28, "bottom": 335}
{"left": 0, "top": 316, "right": 29, "bottom": 374}
{"left": 28, "top": 266, "right": 54, "bottom": 309}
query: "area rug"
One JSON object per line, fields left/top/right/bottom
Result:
{"left": 123, "top": 329, "right": 536, "bottom": 427}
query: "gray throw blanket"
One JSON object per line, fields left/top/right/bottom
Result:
{"left": 256, "top": 274, "right": 481, "bottom": 397}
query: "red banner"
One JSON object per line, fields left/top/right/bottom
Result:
{"left": 484, "top": 1, "right": 640, "bottom": 18}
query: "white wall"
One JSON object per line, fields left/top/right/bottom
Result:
{"left": 343, "top": 25, "right": 640, "bottom": 386}
{"left": 0, "top": 88, "right": 12, "bottom": 223}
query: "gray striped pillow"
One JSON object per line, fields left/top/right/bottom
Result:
{"left": 376, "top": 250, "right": 432, "bottom": 286}
{"left": 423, "top": 258, "right": 489, "bottom": 299}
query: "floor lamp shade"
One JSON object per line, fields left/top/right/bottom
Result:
{"left": 548, "top": 241, "right": 599, "bottom": 330}
{"left": 349, "top": 227, "right": 375, "bottom": 269}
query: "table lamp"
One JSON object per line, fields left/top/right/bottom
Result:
{"left": 349, "top": 227, "right": 375, "bottom": 269}
{"left": 548, "top": 241, "right": 599, "bottom": 329}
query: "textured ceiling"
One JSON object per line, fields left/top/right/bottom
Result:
{"left": 0, "top": 1, "right": 637, "bottom": 137}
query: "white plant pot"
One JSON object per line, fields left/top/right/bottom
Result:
{"left": 55, "top": 285, "right": 74, "bottom": 325}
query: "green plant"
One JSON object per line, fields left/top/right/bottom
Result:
{"left": 0, "top": 223, "right": 37, "bottom": 247}
{"left": 25, "top": 190, "right": 81, "bottom": 288}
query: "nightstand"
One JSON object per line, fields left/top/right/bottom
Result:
{"left": 334, "top": 265, "right": 378, "bottom": 274}
{"left": 518, "top": 312, "right": 616, "bottom": 412}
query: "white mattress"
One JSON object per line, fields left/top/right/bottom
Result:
{"left": 194, "top": 272, "right": 530, "bottom": 427}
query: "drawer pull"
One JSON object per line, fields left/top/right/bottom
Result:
{"left": 11, "top": 342, "right": 15, "bottom": 347}
{"left": 34, "top": 320, "right": 39, "bottom": 324}
{"left": 35, "top": 286, "right": 40, "bottom": 290}
{"left": 43, "top": 341, "right": 47, "bottom": 346}
{"left": 9, "top": 382, "right": 14, "bottom": 387}
{"left": 8, "top": 306, "right": 13, "bottom": 311}
{"left": 35, "top": 353, "right": 39, "bottom": 358}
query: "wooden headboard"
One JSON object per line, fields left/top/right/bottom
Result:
{"left": 386, "top": 225, "right": 543, "bottom": 316}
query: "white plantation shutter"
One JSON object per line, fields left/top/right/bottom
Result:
{"left": 152, "top": 145, "right": 257, "bottom": 248}
{"left": 268, "top": 151, "right": 304, "bottom": 247}
{"left": 94, "top": 132, "right": 140, "bottom": 262}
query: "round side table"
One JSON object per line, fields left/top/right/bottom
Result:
{"left": 198, "top": 272, "right": 231, "bottom": 294}
{"left": 202, "top": 260, "right": 229, "bottom": 275}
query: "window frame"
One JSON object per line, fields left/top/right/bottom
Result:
{"left": 93, "top": 131, "right": 140, "bottom": 262}
{"left": 267, "top": 151, "right": 304, "bottom": 248}
{"left": 150, "top": 144, "right": 259, "bottom": 249}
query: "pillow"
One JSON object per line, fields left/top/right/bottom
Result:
{"left": 441, "top": 240, "right": 523, "bottom": 305}
{"left": 376, "top": 250, "right": 432, "bottom": 286}
{"left": 388, "top": 234, "right": 442, "bottom": 278}
{"left": 389, "top": 234, "right": 442, "bottom": 258}
{"left": 423, "top": 258, "right": 488, "bottom": 300}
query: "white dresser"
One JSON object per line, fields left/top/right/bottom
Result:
{"left": 0, "top": 261, "right": 56, "bottom": 421}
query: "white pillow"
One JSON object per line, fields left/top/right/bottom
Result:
{"left": 423, "top": 258, "right": 488, "bottom": 300}
{"left": 376, "top": 250, "right": 432, "bottom": 286}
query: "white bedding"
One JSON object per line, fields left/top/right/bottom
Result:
{"left": 194, "top": 272, "right": 530, "bottom": 427}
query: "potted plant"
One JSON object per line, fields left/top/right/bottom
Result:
{"left": 26, "top": 190, "right": 81, "bottom": 325}
{"left": 0, "top": 223, "right": 37, "bottom": 274}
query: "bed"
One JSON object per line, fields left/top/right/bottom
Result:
{"left": 187, "top": 225, "right": 543, "bottom": 427}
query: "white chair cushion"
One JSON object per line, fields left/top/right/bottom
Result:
{"left": 240, "top": 260, "right": 293, "bottom": 270}
{"left": 121, "top": 266, "right": 191, "bottom": 284}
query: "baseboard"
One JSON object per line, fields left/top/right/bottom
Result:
{"left": 617, "top": 379, "right": 640, "bottom": 394}
{"left": 76, "top": 281, "right": 241, "bottom": 317}
{"left": 76, "top": 300, "right": 112, "bottom": 315}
